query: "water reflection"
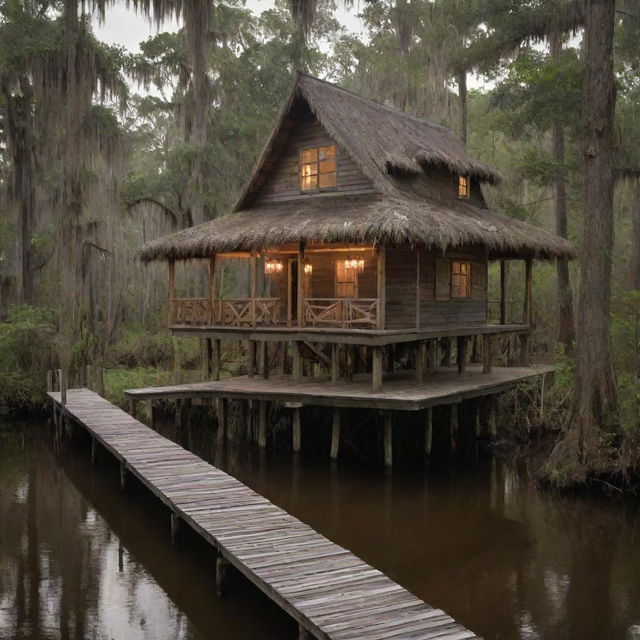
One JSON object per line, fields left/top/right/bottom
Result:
{"left": 1, "top": 417, "right": 640, "bottom": 640}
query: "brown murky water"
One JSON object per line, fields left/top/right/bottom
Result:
{"left": 1, "top": 417, "right": 639, "bottom": 640}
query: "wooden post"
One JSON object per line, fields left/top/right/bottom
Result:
{"left": 440, "top": 338, "right": 451, "bottom": 367}
{"left": 58, "top": 369, "right": 67, "bottom": 407}
{"left": 415, "top": 341, "right": 426, "bottom": 383}
{"left": 97, "top": 366, "right": 105, "bottom": 397}
{"left": 248, "top": 340, "right": 256, "bottom": 379}
{"left": 449, "top": 404, "right": 458, "bottom": 452}
{"left": 427, "top": 339, "right": 438, "bottom": 373}
{"left": 261, "top": 341, "right": 269, "bottom": 379}
{"left": 292, "top": 406, "right": 302, "bottom": 454}
{"left": 258, "top": 400, "right": 267, "bottom": 449}
{"left": 425, "top": 407, "right": 433, "bottom": 458}
{"left": 171, "top": 512, "right": 181, "bottom": 547}
{"left": 415, "top": 248, "right": 421, "bottom": 329}
{"left": 84, "top": 364, "right": 92, "bottom": 389}
{"left": 128, "top": 396, "right": 136, "bottom": 417}
{"left": 292, "top": 341, "right": 302, "bottom": 383}
{"left": 297, "top": 242, "right": 305, "bottom": 327}
{"left": 383, "top": 412, "right": 393, "bottom": 467}
{"left": 119, "top": 462, "right": 127, "bottom": 491}
{"left": 488, "top": 395, "right": 497, "bottom": 438}
{"left": 524, "top": 257, "right": 533, "bottom": 325}
{"left": 147, "top": 399, "right": 153, "bottom": 427}
{"left": 330, "top": 407, "right": 340, "bottom": 461}
{"left": 519, "top": 333, "right": 531, "bottom": 367}
{"left": 457, "top": 337, "right": 467, "bottom": 374}
{"left": 331, "top": 343, "right": 340, "bottom": 384}
{"left": 209, "top": 254, "right": 217, "bottom": 325}
{"left": 212, "top": 338, "right": 221, "bottom": 381}
{"left": 216, "top": 397, "right": 227, "bottom": 448}
{"left": 482, "top": 335, "right": 493, "bottom": 374}
{"left": 500, "top": 259, "right": 507, "bottom": 325}
{"left": 167, "top": 260, "right": 175, "bottom": 326}
{"left": 175, "top": 399, "right": 182, "bottom": 430}
{"left": 372, "top": 346, "right": 383, "bottom": 392}
{"left": 250, "top": 250, "right": 257, "bottom": 328}
{"left": 377, "top": 244, "right": 386, "bottom": 330}
{"left": 475, "top": 403, "right": 481, "bottom": 438}
{"left": 46, "top": 370, "right": 53, "bottom": 392}
{"left": 216, "top": 554, "right": 229, "bottom": 597}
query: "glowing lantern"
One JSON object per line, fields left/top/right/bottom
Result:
{"left": 304, "top": 260, "right": 313, "bottom": 275}
{"left": 344, "top": 257, "right": 365, "bottom": 273}
{"left": 264, "top": 258, "right": 283, "bottom": 275}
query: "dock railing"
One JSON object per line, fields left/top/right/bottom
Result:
{"left": 303, "top": 298, "right": 378, "bottom": 329}
{"left": 171, "top": 297, "right": 280, "bottom": 327}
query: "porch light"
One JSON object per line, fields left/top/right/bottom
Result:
{"left": 344, "top": 257, "right": 365, "bottom": 273}
{"left": 304, "top": 260, "right": 313, "bottom": 275}
{"left": 264, "top": 258, "right": 283, "bottom": 275}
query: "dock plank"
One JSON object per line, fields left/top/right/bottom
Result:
{"left": 48, "top": 388, "right": 479, "bottom": 640}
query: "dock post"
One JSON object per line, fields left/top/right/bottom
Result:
{"left": 449, "top": 404, "right": 458, "bottom": 452}
{"left": 128, "top": 397, "right": 136, "bottom": 417}
{"left": 216, "top": 397, "right": 227, "bottom": 447}
{"left": 372, "top": 346, "right": 383, "bottom": 392}
{"left": 119, "top": 462, "right": 127, "bottom": 491}
{"left": 170, "top": 512, "right": 181, "bottom": 547}
{"left": 457, "top": 337, "right": 467, "bottom": 374}
{"left": 425, "top": 407, "right": 433, "bottom": 458}
{"left": 258, "top": 400, "right": 268, "bottom": 449}
{"left": 58, "top": 369, "right": 67, "bottom": 407}
{"left": 383, "top": 412, "right": 392, "bottom": 468}
{"left": 519, "top": 333, "right": 530, "bottom": 367}
{"left": 46, "top": 370, "right": 53, "bottom": 393}
{"left": 248, "top": 340, "right": 256, "bottom": 378}
{"left": 292, "top": 341, "right": 302, "bottom": 383}
{"left": 482, "top": 335, "right": 493, "bottom": 373}
{"left": 147, "top": 399, "right": 154, "bottom": 427}
{"left": 97, "top": 366, "right": 105, "bottom": 397}
{"left": 212, "top": 338, "right": 221, "bottom": 381}
{"left": 331, "top": 344, "right": 340, "bottom": 383}
{"left": 175, "top": 399, "right": 182, "bottom": 430}
{"left": 440, "top": 338, "right": 451, "bottom": 367}
{"left": 292, "top": 406, "right": 302, "bottom": 454}
{"left": 330, "top": 408, "right": 341, "bottom": 461}
{"left": 216, "top": 554, "right": 229, "bottom": 597}
{"left": 415, "top": 341, "right": 425, "bottom": 383}
{"left": 299, "top": 624, "right": 313, "bottom": 640}
{"left": 427, "top": 339, "right": 438, "bottom": 373}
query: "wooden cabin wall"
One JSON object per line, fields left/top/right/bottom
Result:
{"left": 385, "top": 247, "right": 419, "bottom": 329}
{"left": 309, "top": 251, "right": 376, "bottom": 299}
{"left": 418, "top": 247, "right": 487, "bottom": 329}
{"left": 256, "top": 108, "right": 374, "bottom": 205}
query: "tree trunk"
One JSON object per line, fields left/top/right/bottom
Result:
{"left": 550, "top": 33, "right": 575, "bottom": 351}
{"left": 552, "top": 0, "right": 618, "bottom": 482}
{"left": 457, "top": 70, "right": 468, "bottom": 148}
{"left": 630, "top": 179, "right": 640, "bottom": 290}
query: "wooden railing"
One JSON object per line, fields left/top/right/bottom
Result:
{"left": 303, "top": 298, "right": 378, "bottom": 329}
{"left": 171, "top": 297, "right": 280, "bottom": 327}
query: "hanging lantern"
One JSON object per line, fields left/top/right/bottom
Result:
{"left": 344, "top": 257, "right": 365, "bottom": 273}
{"left": 264, "top": 258, "right": 283, "bottom": 275}
{"left": 304, "top": 260, "right": 313, "bottom": 275}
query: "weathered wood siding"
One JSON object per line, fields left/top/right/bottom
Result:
{"left": 256, "top": 108, "right": 374, "bottom": 204}
{"left": 385, "top": 246, "right": 418, "bottom": 329}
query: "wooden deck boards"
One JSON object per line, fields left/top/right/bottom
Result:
{"left": 48, "top": 389, "right": 479, "bottom": 640}
{"left": 125, "top": 364, "right": 554, "bottom": 411}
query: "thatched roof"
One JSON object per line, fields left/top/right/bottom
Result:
{"left": 138, "top": 193, "right": 575, "bottom": 262}
{"left": 138, "top": 73, "right": 576, "bottom": 262}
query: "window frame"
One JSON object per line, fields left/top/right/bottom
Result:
{"left": 299, "top": 144, "right": 337, "bottom": 193}
{"left": 458, "top": 175, "right": 470, "bottom": 199}
{"left": 450, "top": 260, "right": 471, "bottom": 299}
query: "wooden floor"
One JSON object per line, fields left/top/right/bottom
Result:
{"left": 125, "top": 364, "right": 554, "bottom": 411}
{"left": 49, "top": 388, "right": 478, "bottom": 640}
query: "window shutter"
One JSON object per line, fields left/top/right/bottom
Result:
{"left": 435, "top": 258, "right": 450, "bottom": 300}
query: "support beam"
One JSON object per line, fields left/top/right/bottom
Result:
{"left": 147, "top": 399, "right": 154, "bottom": 428}
{"left": 524, "top": 257, "right": 533, "bottom": 325}
{"left": 500, "top": 260, "right": 507, "bottom": 325}
{"left": 128, "top": 397, "right": 136, "bottom": 417}
{"left": 427, "top": 339, "right": 438, "bottom": 373}
{"left": 216, "top": 397, "right": 227, "bottom": 448}
{"left": 475, "top": 403, "right": 481, "bottom": 438}
{"left": 372, "top": 346, "right": 383, "bottom": 392}
{"left": 248, "top": 340, "right": 256, "bottom": 379}
{"left": 292, "top": 341, "right": 302, "bottom": 383}
{"left": 440, "top": 339, "right": 451, "bottom": 367}
{"left": 167, "top": 260, "right": 175, "bottom": 326}
{"left": 212, "top": 338, "right": 221, "bottom": 381}
{"left": 383, "top": 412, "right": 393, "bottom": 467}
{"left": 415, "top": 249, "right": 421, "bottom": 329}
{"left": 449, "top": 404, "right": 458, "bottom": 452}
{"left": 519, "top": 333, "right": 530, "bottom": 367}
{"left": 292, "top": 407, "right": 302, "bottom": 454}
{"left": 260, "top": 341, "right": 269, "bottom": 379}
{"left": 415, "top": 341, "right": 426, "bottom": 383}
{"left": 46, "top": 369, "right": 53, "bottom": 392}
{"left": 209, "top": 254, "right": 217, "bottom": 324}
{"left": 216, "top": 554, "right": 229, "bottom": 597}
{"left": 425, "top": 407, "right": 433, "bottom": 458}
{"left": 174, "top": 399, "right": 182, "bottom": 430}
{"left": 377, "top": 245, "right": 386, "bottom": 330}
{"left": 482, "top": 335, "right": 493, "bottom": 374}
{"left": 250, "top": 250, "right": 257, "bottom": 328}
{"left": 330, "top": 408, "right": 341, "bottom": 461}
{"left": 258, "top": 400, "right": 267, "bottom": 449}
{"left": 331, "top": 343, "right": 340, "bottom": 384}
{"left": 297, "top": 242, "right": 305, "bottom": 327}
{"left": 456, "top": 337, "right": 467, "bottom": 374}
{"left": 59, "top": 369, "right": 67, "bottom": 407}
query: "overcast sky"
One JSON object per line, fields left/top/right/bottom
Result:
{"left": 93, "top": 1, "right": 365, "bottom": 54}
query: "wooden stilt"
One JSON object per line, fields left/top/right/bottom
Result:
{"left": 519, "top": 333, "right": 530, "bottom": 367}
{"left": 258, "top": 400, "right": 267, "bottom": 449}
{"left": 261, "top": 342, "right": 269, "bottom": 379}
{"left": 383, "top": 412, "right": 392, "bottom": 468}
{"left": 216, "top": 554, "right": 229, "bottom": 597}
{"left": 457, "top": 337, "right": 467, "bottom": 374}
{"left": 216, "top": 397, "right": 227, "bottom": 447}
{"left": 415, "top": 341, "right": 426, "bottom": 383}
{"left": 372, "top": 346, "right": 383, "bottom": 392}
{"left": 482, "top": 335, "right": 493, "bottom": 374}
{"left": 147, "top": 399, "right": 153, "bottom": 427}
{"left": 449, "top": 404, "right": 458, "bottom": 452}
{"left": 427, "top": 339, "right": 438, "bottom": 373}
{"left": 440, "top": 338, "right": 451, "bottom": 367}
{"left": 292, "top": 341, "right": 302, "bottom": 383}
{"left": 425, "top": 407, "right": 433, "bottom": 457}
{"left": 330, "top": 408, "right": 341, "bottom": 461}
{"left": 206, "top": 338, "right": 213, "bottom": 377}
{"left": 212, "top": 338, "right": 221, "bottom": 381}
{"left": 171, "top": 512, "right": 181, "bottom": 547}
{"left": 175, "top": 399, "right": 182, "bottom": 430}
{"left": 248, "top": 340, "right": 256, "bottom": 378}
{"left": 475, "top": 403, "right": 481, "bottom": 438}
{"left": 128, "top": 397, "right": 136, "bottom": 417}
{"left": 331, "top": 343, "right": 339, "bottom": 384}
{"left": 489, "top": 396, "right": 497, "bottom": 439}
{"left": 292, "top": 406, "right": 302, "bottom": 454}
{"left": 500, "top": 260, "right": 507, "bottom": 325}
{"left": 59, "top": 369, "right": 67, "bottom": 406}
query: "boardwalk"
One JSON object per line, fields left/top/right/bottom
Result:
{"left": 49, "top": 388, "right": 479, "bottom": 640}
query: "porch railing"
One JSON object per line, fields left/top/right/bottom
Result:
{"left": 303, "top": 298, "right": 378, "bottom": 329}
{"left": 171, "top": 297, "right": 280, "bottom": 327}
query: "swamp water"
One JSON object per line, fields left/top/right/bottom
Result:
{"left": 1, "top": 417, "right": 639, "bottom": 640}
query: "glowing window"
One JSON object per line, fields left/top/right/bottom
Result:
{"left": 300, "top": 145, "right": 337, "bottom": 191}
{"left": 458, "top": 175, "right": 470, "bottom": 198}
{"left": 451, "top": 260, "right": 471, "bottom": 298}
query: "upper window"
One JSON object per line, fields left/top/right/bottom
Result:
{"left": 300, "top": 145, "right": 337, "bottom": 191}
{"left": 451, "top": 260, "right": 471, "bottom": 298}
{"left": 458, "top": 175, "right": 470, "bottom": 198}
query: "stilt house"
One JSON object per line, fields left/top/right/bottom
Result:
{"left": 137, "top": 73, "right": 575, "bottom": 394}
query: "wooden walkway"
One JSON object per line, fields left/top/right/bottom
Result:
{"left": 48, "top": 388, "right": 479, "bottom": 640}
{"left": 125, "top": 364, "right": 554, "bottom": 411}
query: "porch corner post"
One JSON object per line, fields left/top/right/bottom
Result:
{"left": 377, "top": 244, "right": 386, "bottom": 330}
{"left": 297, "top": 242, "right": 305, "bottom": 327}
{"left": 209, "top": 254, "right": 217, "bottom": 325}
{"left": 167, "top": 259, "right": 175, "bottom": 326}
{"left": 499, "top": 259, "right": 507, "bottom": 325}
{"left": 524, "top": 257, "right": 533, "bottom": 326}
{"left": 250, "top": 250, "right": 257, "bottom": 328}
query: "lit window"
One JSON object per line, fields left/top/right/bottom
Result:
{"left": 300, "top": 145, "right": 337, "bottom": 191}
{"left": 451, "top": 260, "right": 470, "bottom": 298}
{"left": 458, "top": 175, "right": 469, "bottom": 198}
{"left": 335, "top": 259, "right": 358, "bottom": 298}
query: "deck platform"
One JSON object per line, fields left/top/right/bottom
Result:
{"left": 125, "top": 364, "right": 554, "bottom": 412}
{"left": 48, "top": 388, "right": 478, "bottom": 640}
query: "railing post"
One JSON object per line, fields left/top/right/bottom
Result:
{"left": 209, "top": 254, "right": 217, "bottom": 325}
{"left": 167, "top": 260, "right": 175, "bottom": 326}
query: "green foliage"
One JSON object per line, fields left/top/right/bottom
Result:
{"left": 102, "top": 366, "right": 174, "bottom": 408}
